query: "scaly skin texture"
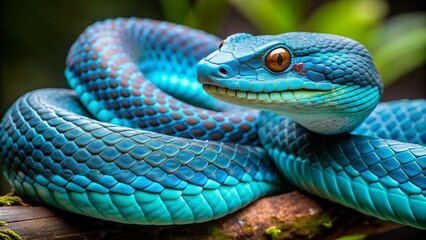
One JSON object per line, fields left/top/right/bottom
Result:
{"left": 0, "top": 18, "right": 425, "bottom": 228}
{"left": 197, "top": 32, "right": 425, "bottom": 228}
{"left": 0, "top": 89, "right": 279, "bottom": 224}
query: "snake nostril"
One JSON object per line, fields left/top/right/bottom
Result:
{"left": 219, "top": 68, "right": 227, "bottom": 76}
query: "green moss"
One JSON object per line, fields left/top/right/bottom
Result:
{"left": 0, "top": 222, "right": 22, "bottom": 240}
{"left": 292, "top": 210, "right": 333, "bottom": 235}
{"left": 241, "top": 225, "right": 254, "bottom": 237}
{"left": 265, "top": 211, "right": 334, "bottom": 239}
{"left": 208, "top": 227, "right": 234, "bottom": 240}
{"left": 0, "top": 194, "right": 24, "bottom": 240}
{"left": 0, "top": 193, "right": 23, "bottom": 206}
{"left": 266, "top": 226, "right": 288, "bottom": 240}
{"left": 0, "top": 229, "right": 23, "bottom": 240}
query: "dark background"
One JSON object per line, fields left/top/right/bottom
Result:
{"left": 1, "top": 1, "right": 425, "bottom": 239}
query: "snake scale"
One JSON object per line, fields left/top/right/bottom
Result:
{"left": 1, "top": 18, "right": 425, "bottom": 229}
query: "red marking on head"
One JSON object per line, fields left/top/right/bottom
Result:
{"left": 292, "top": 62, "right": 307, "bottom": 76}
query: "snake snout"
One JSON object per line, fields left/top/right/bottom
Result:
{"left": 196, "top": 58, "right": 234, "bottom": 85}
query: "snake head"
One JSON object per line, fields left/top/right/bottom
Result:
{"left": 197, "top": 32, "right": 383, "bottom": 135}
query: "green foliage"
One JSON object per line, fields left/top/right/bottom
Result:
{"left": 372, "top": 13, "right": 426, "bottom": 85}
{"left": 228, "top": 0, "right": 304, "bottom": 33}
{"left": 304, "top": 0, "right": 387, "bottom": 46}
{"left": 160, "top": 0, "right": 229, "bottom": 33}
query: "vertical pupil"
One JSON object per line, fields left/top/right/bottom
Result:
{"left": 276, "top": 53, "right": 283, "bottom": 66}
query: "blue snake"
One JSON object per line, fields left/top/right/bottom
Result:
{"left": 0, "top": 18, "right": 425, "bottom": 229}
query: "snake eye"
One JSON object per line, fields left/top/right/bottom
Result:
{"left": 219, "top": 39, "right": 226, "bottom": 49}
{"left": 265, "top": 48, "right": 291, "bottom": 72}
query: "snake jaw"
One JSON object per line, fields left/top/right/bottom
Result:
{"left": 203, "top": 83, "right": 381, "bottom": 135}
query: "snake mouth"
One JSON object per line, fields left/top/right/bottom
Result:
{"left": 202, "top": 83, "right": 337, "bottom": 105}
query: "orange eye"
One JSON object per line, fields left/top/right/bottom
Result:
{"left": 219, "top": 39, "right": 225, "bottom": 49}
{"left": 265, "top": 48, "right": 291, "bottom": 72}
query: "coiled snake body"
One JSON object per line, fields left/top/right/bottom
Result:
{"left": 1, "top": 18, "right": 425, "bottom": 228}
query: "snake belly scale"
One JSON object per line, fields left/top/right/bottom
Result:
{"left": 0, "top": 18, "right": 425, "bottom": 228}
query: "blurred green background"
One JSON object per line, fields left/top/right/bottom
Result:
{"left": 1, "top": 0, "right": 425, "bottom": 238}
